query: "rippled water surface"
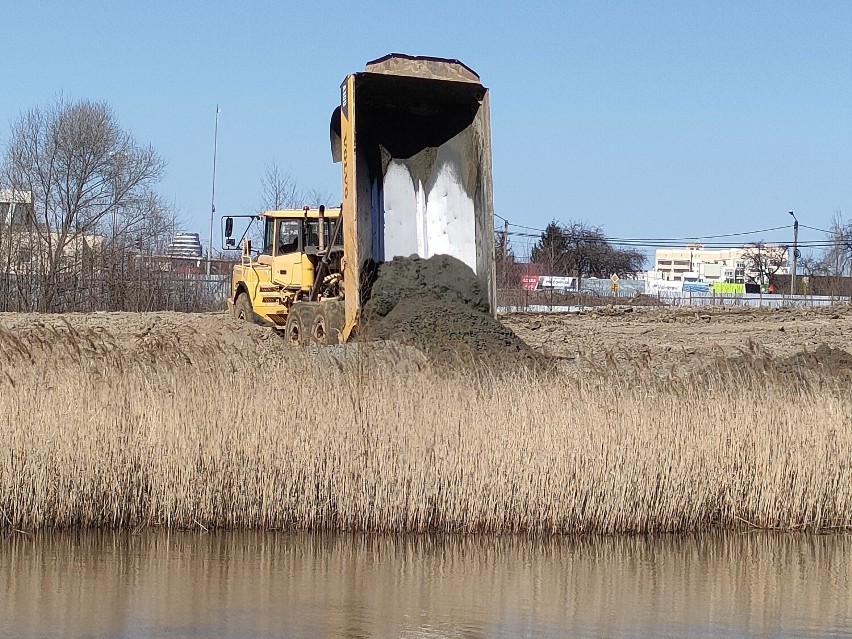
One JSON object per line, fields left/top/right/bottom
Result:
{"left": 1, "top": 531, "right": 850, "bottom": 638}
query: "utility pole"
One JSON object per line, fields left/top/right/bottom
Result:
{"left": 502, "top": 218, "right": 509, "bottom": 259}
{"left": 207, "top": 104, "right": 220, "bottom": 277}
{"left": 502, "top": 218, "right": 509, "bottom": 287}
{"left": 789, "top": 210, "right": 798, "bottom": 296}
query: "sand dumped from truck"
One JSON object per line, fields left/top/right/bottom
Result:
{"left": 363, "top": 255, "right": 541, "bottom": 368}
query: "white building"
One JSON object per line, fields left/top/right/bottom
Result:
{"left": 166, "top": 232, "right": 203, "bottom": 258}
{"left": 648, "top": 244, "right": 790, "bottom": 284}
{"left": 0, "top": 189, "right": 32, "bottom": 225}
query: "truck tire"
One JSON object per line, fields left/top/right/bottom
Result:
{"left": 309, "top": 307, "right": 330, "bottom": 346}
{"left": 233, "top": 293, "right": 255, "bottom": 323}
{"left": 284, "top": 308, "right": 307, "bottom": 347}
{"left": 312, "top": 301, "right": 345, "bottom": 345}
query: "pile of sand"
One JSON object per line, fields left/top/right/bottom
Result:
{"left": 363, "top": 255, "right": 539, "bottom": 367}
{"left": 700, "top": 342, "right": 852, "bottom": 386}
{"left": 769, "top": 343, "right": 852, "bottom": 380}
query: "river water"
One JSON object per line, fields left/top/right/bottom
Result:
{"left": 1, "top": 531, "right": 850, "bottom": 638}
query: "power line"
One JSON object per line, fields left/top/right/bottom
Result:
{"left": 494, "top": 214, "right": 852, "bottom": 258}
{"left": 505, "top": 221, "right": 546, "bottom": 232}
{"left": 607, "top": 225, "right": 793, "bottom": 242}
{"left": 501, "top": 230, "right": 802, "bottom": 248}
{"left": 800, "top": 223, "right": 835, "bottom": 235}
{"left": 501, "top": 221, "right": 794, "bottom": 242}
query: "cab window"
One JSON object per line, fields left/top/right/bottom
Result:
{"left": 305, "top": 218, "right": 340, "bottom": 249}
{"left": 262, "top": 218, "right": 274, "bottom": 254}
{"left": 277, "top": 220, "right": 301, "bottom": 255}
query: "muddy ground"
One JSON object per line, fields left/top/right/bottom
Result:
{"left": 504, "top": 304, "right": 852, "bottom": 379}
{"left": 1, "top": 303, "right": 850, "bottom": 379}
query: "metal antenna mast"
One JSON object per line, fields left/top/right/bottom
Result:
{"left": 207, "top": 104, "right": 220, "bottom": 276}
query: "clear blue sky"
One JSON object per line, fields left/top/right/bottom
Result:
{"left": 2, "top": 0, "right": 850, "bottom": 259}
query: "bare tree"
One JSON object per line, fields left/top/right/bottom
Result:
{"left": 495, "top": 227, "right": 525, "bottom": 289}
{"left": 258, "top": 158, "right": 338, "bottom": 212}
{"left": 741, "top": 242, "right": 788, "bottom": 284}
{"left": 301, "top": 185, "right": 337, "bottom": 209}
{"left": 822, "top": 211, "right": 852, "bottom": 276}
{"left": 133, "top": 193, "right": 181, "bottom": 255}
{"left": 798, "top": 253, "right": 831, "bottom": 277}
{"left": 3, "top": 98, "right": 166, "bottom": 311}
{"left": 531, "top": 220, "right": 646, "bottom": 289}
{"left": 259, "top": 159, "right": 300, "bottom": 211}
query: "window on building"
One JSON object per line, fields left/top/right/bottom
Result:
{"left": 11, "top": 203, "right": 32, "bottom": 226}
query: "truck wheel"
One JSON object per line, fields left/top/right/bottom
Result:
{"left": 310, "top": 308, "right": 330, "bottom": 345}
{"left": 312, "top": 301, "right": 345, "bottom": 345}
{"left": 312, "top": 304, "right": 346, "bottom": 345}
{"left": 234, "top": 294, "right": 255, "bottom": 323}
{"left": 284, "top": 309, "right": 306, "bottom": 347}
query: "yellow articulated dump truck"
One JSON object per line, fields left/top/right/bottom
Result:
{"left": 224, "top": 53, "right": 496, "bottom": 345}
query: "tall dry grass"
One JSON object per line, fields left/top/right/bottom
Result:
{"left": 1, "top": 323, "right": 850, "bottom": 533}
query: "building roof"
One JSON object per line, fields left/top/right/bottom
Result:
{"left": 0, "top": 189, "right": 33, "bottom": 204}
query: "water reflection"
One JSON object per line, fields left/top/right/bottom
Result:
{"left": 1, "top": 531, "right": 850, "bottom": 638}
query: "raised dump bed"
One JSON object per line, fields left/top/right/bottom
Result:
{"left": 331, "top": 54, "right": 495, "bottom": 337}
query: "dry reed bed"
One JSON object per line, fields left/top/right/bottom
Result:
{"left": 1, "top": 324, "right": 851, "bottom": 533}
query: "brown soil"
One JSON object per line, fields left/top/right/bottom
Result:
{"left": 503, "top": 304, "right": 852, "bottom": 380}
{"left": 3, "top": 302, "right": 851, "bottom": 381}
{"left": 375, "top": 298, "right": 535, "bottom": 366}
{"left": 0, "top": 311, "right": 428, "bottom": 375}
{"left": 364, "top": 254, "right": 490, "bottom": 317}
{"left": 363, "top": 255, "right": 539, "bottom": 367}
{"left": 0, "top": 312, "right": 285, "bottom": 371}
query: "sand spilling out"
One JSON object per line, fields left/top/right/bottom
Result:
{"left": 362, "top": 254, "right": 538, "bottom": 366}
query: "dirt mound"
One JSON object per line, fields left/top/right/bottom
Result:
{"left": 364, "top": 255, "right": 538, "bottom": 366}
{"left": 775, "top": 343, "right": 852, "bottom": 377}
{"left": 705, "top": 342, "right": 852, "bottom": 385}
{"left": 365, "top": 254, "right": 490, "bottom": 318}
{"left": 377, "top": 298, "right": 534, "bottom": 364}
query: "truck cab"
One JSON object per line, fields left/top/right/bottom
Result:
{"left": 228, "top": 206, "right": 345, "bottom": 343}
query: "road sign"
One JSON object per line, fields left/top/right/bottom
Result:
{"left": 610, "top": 273, "right": 619, "bottom": 283}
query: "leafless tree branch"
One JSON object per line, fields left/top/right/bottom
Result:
{"left": 2, "top": 98, "right": 170, "bottom": 311}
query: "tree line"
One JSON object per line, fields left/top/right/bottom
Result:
{"left": 496, "top": 215, "right": 852, "bottom": 290}
{"left": 0, "top": 98, "right": 194, "bottom": 312}
{"left": 798, "top": 213, "right": 852, "bottom": 277}
{"left": 0, "top": 97, "right": 330, "bottom": 313}
{"left": 496, "top": 220, "right": 647, "bottom": 290}
{"left": 530, "top": 221, "right": 646, "bottom": 279}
